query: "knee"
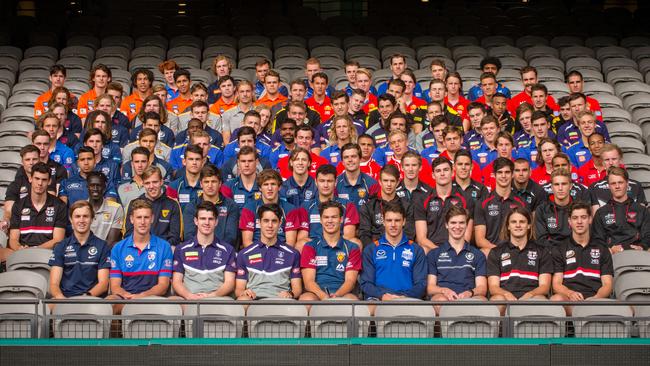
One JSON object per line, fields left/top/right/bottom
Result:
{"left": 299, "top": 292, "right": 319, "bottom": 301}
{"left": 490, "top": 294, "right": 505, "bottom": 301}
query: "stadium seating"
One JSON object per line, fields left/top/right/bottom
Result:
{"left": 247, "top": 298, "right": 307, "bottom": 338}
{"left": 509, "top": 300, "right": 566, "bottom": 338}
{"left": 122, "top": 296, "right": 183, "bottom": 338}
{"left": 439, "top": 299, "right": 500, "bottom": 338}
{"left": 0, "top": 271, "right": 48, "bottom": 299}
{"left": 374, "top": 298, "right": 436, "bottom": 338}
{"left": 309, "top": 298, "right": 370, "bottom": 338}
{"left": 5, "top": 248, "right": 52, "bottom": 287}
{"left": 572, "top": 299, "right": 633, "bottom": 338}
{"left": 183, "top": 297, "right": 245, "bottom": 338}
{"left": 53, "top": 296, "right": 112, "bottom": 338}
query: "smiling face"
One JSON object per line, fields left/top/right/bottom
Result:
{"left": 71, "top": 206, "right": 93, "bottom": 235}
{"left": 194, "top": 209, "right": 218, "bottom": 237}
{"left": 321, "top": 206, "right": 343, "bottom": 236}
{"left": 446, "top": 214, "right": 468, "bottom": 241}
{"left": 507, "top": 212, "right": 530, "bottom": 241}
{"left": 130, "top": 207, "right": 153, "bottom": 237}
{"left": 259, "top": 210, "right": 281, "bottom": 242}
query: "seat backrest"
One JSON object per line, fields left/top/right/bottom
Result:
{"left": 53, "top": 296, "right": 112, "bottom": 338}
{"left": 183, "top": 298, "right": 244, "bottom": 338}
{"left": 309, "top": 299, "right": 369, "bottom": 338}
{"left": 122, "top": 296, "right": 182, "bottom": 339}
{"left": 247, "top": 298, "right": 307, "bottom": 338}
{"left": 612, "top": 250, "right": 650, "bottom": 277}
{"left": 0, "top": 270, "right": 48, "bottom": 299}
{"left": 614, "top": 271, "right": 650, "bottom": 300}
{"left": 572, "top": 299, "right": 632, "bottom": 338}
{"left": 374, "top": 298, "right": 435, "bottom": 338}
{"left": 439, "top": 299, "right": 500, "bottom": 338}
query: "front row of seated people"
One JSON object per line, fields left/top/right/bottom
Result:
{"left": 47, "top": 191, "right": 615, "bottom": 316}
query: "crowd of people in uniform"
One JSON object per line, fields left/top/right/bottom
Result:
{"left": 1, "top": 52, "right": 648, "bottom": 316}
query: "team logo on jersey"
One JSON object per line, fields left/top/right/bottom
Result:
{"left": 527, "top": 251, "right": 537, "bottom": 260}
{"left": 161, "top": 210, "right": 170, "bottom": 218}
{"left": 376, "top": 249, "right": 387, "bottom": 259}
{"left": 566, "top": 250, "right": 575, "bottom": 258}
{"left": 21, "top": 208, "right": 30, "bottom": 215}
{"left": 402, "top": 248, "right": 413, "bottom": 261}
{"left": 627, "top": 211, "right": 637, "bottom": 223}
{"left": 305, "top": 190, "right": 314, "bottom": 200}
{"left": 465, "top": 252, "right": 475, "bottom": 261}
{"left": 125, "top": 254, "right": 134, "bottom": 267}
{"left": 148, "top": 252, "right": 156, "bottom": 261}
{"left": 254, "top": 192, "right": 262, "bottom": 200}
{"left": 547, "top": 217, "right": 558, "bottom": 229}
{"left": 501, "top": 252, "right": 510, "bottom": 260}
{"left": 46, "top": 207, "right": 55, "bottom": 217}
{"left": 590, "top": 249, "right": 600, "bottom": 259}
{"left": 88, "top": 247, "right": 98, "bottom": 256}
{"left": 336, "top": 252, "right": 346, "bottom": 263}
{"left": 604, "top": 213, "right": 615, "bottom": 225}
{"left": 358, "top": 189, "right": 366, "bottom": 198}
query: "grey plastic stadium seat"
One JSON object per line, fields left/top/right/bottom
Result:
{"left": 560, "top": 46, "right": 595, "bottom": 62}
{"left": 580, "top": 69, "right": 604, "bottom": 82}
{"left": 0, "top": 46, "right": 23, "bottom": 62}
{"left": 343, "top": 35, "right": 376, "bottom": 50}
{"left": 375, "top": 298, "right": 435, "bottom": 338}
{"left": 122, "top": 297, "right": 183, "bottom": 338}
{"left": 93, "top": 57, "right": 128, "bottom": 71}
{"left": 439, "top": 299, "right": 500, "bottom": 338}
{"left": 496, "top": 69, "right": 521, "bottom": 82}
{"left": 101, "top": 35, "right": 134, "bottom": 50}
{"left": 275, "top": 57, "right": 307, "bottom": 72}
{"left": 416, "top": 46, "right": 452, "bottom": 61}
{"left": 573, "top": 299, "right": 632, "bottom": 338}
{"left": 247, "top": 298, "right": 307, "bottom": 338}
{"left": 53, "top": 296, "right": 112, "bottom": 338}
{"left": 602, "top": 58, "right": 639, "bottom": 75}
{"left": 171, "top": 56, "right": 200, "bottom": 70}
{"left": 60, "top": 46, "right": 95, "bottom": 62}
{"left": 308, "top": 35, "right": 341, "bottom": 50}
{"left": 584, "top": 81, "right": 616, "bottom": 95}
{"left": 311, "top": 46, "right": 344, "bottom": 60}
{"left": 0, "top": 57, "right": 19, "bottom": 74}
{"left": 0, "top": 135, "right": 30, "bottom": 152}
{"left": 488, "top": 45, "right": 523, "bottom": 59}
{"left": 0, "top": 151, "right": 21, "bottom": 168}
{"left": 596, "top": 46, "right": 631, "bottom": 62}
{"left": 544, "top": 81, "right": 570, "bottom": 95}
{"left": 607, "top": 121, "right": 643, "bottom": 139}
{"left": 452, "top": 46, "right": 487, "bottom": 61}
{"left": 1, "top": 106, "right": 34, "bottom": 122}
{"left": 591, "top": 93, "right": 623, "bottom": 109}
{"left": 524, "top": 46, "right": 560, "bottom": 62}
{"left": 235, "top": 58, "right": 256, "bottom": 72}
{"left": 498, "top": 57, "right": 527, "bottom": 71}
{"left": 110, "top": 69, "right": 131, "bottom": 85}
{"left": 17, "top": 69, "right": 49, "bottom": 84}
{"left": 0, "top": 168, "right": 16, "bottom": 185}
{"left": 202, "top": 46, "right": 237, "bottom": 63}
{"left": 446, "top": 36, "right": 479, "bottom": 49}
{"left": 607, "top": 69, "right": 644, "bottom": 85}
{"left": 631, "top": 46, "right": 650, "bottom": 63}
{"left": 346, "top": 45, "right": 380, "bottom": 60}
{"left": 515, "top": 35, "right": 548, "bottom": 49}
{"left": 57, "top": 57, "right": 92, "bottom": 71}
{"left": 457, "top": 68, "right": 482, "bottom": 81}
{"left": 614, "top": 271, "right": 650, "bottom": 300}
{"left": 585, "top": 36, "right": 618, "bottom": 49}
{"left": 203, "top": 35, "right": 238, "bottom": 49}
{"left": 381, "top": 46, "right": 416, "bottom": 63}
{"left": 601, "top": 107, "right": 633, "bottom": 123}
{"left": 566, "top": 57, "right": 602, "bottom": 72}
{"left": 12, "top": 81, "right": 48, "bottom": 95}
{"left": 0, "top": 69, "right": 17, "bottom": 86}
{"left": 377, "top": 36, "right": 410, "bottom": 49}
{"left": 67, "top": 35, "right": 100, "bottom": 50}
{"left": 309, "top": 298, "right": 370, "bottom": 338}
{"left": 187, "top": 68, "right": 213, "bottom": 86}
{"left": 95, "top": 46, "right": 130, "bottom": 61}
{"left": 612, "top": 250, "right": 650, "bottom": 277}
{"left": 24, "top": 46, "right": 58, "bottom": 61}
{"left": 529, "top": 57, "right": 565, "bottom": 73}
{"left": 274, "top": 35, "right": 307, "bottom": 49}
{"left": 623, "top": 152, "right": 650, "bottom": 171}
{"left": 275, "top": 46, "right": 308, "bottom": 60}
{"left": 419, "top": 57, "right": 455, "bottom": 72}
{"left": 65, "top": 81, "right": 91, "bottom": 96}
{"left": 239, "top": 35, "right": 272, "bottom": 49}
{"left": 63, "top": 69, "right": 90, "bottom": 84}
{"left": 624, "top": 94, "right": 650, "bottom": 112}
{"left": 621, "top": 36, "right": 650, "bottom": 49}
{"left": 167, "top": 46, "right": 201, "bottom": 60}
{"left": 455, "top": 57, "right": 483, "bottom": 70}
{"left": 371, "top": 69, "right": 392, "bottom": 88}
{"left": 135, "top": 35, "right": 168, "bottom": 50}
{"left": 128, "top": 57, "right": 163, "bottom": 73}
{"left": 0, "top": 298, "right": 48, "bottom": 338}
{"left": 611, "top": 136, "right": 645, "bottom": 153}
{"left": 0, "top": 120, "right": 33, "bottom": 138}
{"left": 509, "top": 301, "right": 566, "bottom": 338}
{"left": 230, "top": 69, "right": 253, "bottom": 83}
{"left": 635, "top": 305, "right": 650, "bottom": 338}
{"left": 169, "top": 35, "right": 202, "bottom": 50}
{"left": 0, "top": 270, "right": 48, "bottom": 299}
{"left": 7, "top": 94, "right": 38, "bottom": 109}
{"left": 20, "top": 57, "right": 55, "bottom": 73}
{"left": 184, "top": 297, "right": 244, "bottom": 338}
{"left": 238, "top": 46, "right": 273, "bottom": 61}
{"left": 481, "top": 36, "right": 514, "bottom": 49}
{"left": 412, "top": 35, "right": 445, "bottom": 50}
{"left": 331, "top": 70, "right": 347, "bottom": 86}
{"left": 131, "top": 46, "right": 166, "bottom": 60}
{"left": 550, "top": 36, "right": 584, "bottom": 48}
{"left": 537, "top": 69, "right": 565, "bottom": 82}
{"left": 353, "top": 56, "right": 381, "bottom": 71}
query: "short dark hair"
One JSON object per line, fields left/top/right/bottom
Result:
{"left": 237, "top": 145, "right": 258, "bottom": 160}
{"left": 380, "top": 164, "right": 400, "bottom": 181}
{"left": 319, "top": 200, "right": 344, "bottom": 217}
{"left": 316, "top": 164, "right": 337, "bottom": 178}
{"left": 20, "top": 145, "right": 40, "bottom": 158}
{"left": 200, "top": 164, "right": 222, "bottom": 182}
{"left": 493, "top": 157, "right": 514, "bottom": 172}
{"left": 565, "top": 70, "right": 583, "bottom": 82}
{"left": 86, "top": 171, "right": 107, "bottom": 186}
{"left": 378, "top": 93, "right": 397, "bottom": 106}
{"left": 143, "top": 111, "right": 161, "bottom": 123}
{"left": 480, "top": 57, "right": 502, "bottom": 70}
{"left": 131, "top": 146, "right": 150, "bottom": 160}
{"left": 83, "top": 127, "right": 105, "bottom": 144}
{"left": 431, "top": 156, "right": 452, "bottom": 170}
{"left": 174, "top": 68, "right": 191, "bottom": 81}
{"left": 237, "top": 126, "right": 257, "bottom": 140}
{"left": 50, "top": 64, "right": 67, "bottom": 76}
{"left": 184, "top": 144, "right": 204, "bottom": 158}
{"left": 311, "top": 71, "right": 329, "bottom": 84}
{"left": 31, "top": 162, "right": 50, "bottom": 177}
{"left": 194, "top": 201, "right": 218, "bottom": 219}
{"left": 340, "top": 142, "right": 361, "bottom": 157}
{"left": 453, "top": 149, "right": 472, "bottom": 163}
{"left": 382, "top": 200, "right": 405, "bottom": 218}
{"left": 445, "top": 205, "right": 469, "bottom": 223}
{"left": 77, "top": 146, "right": 95, "bottom": 158}
{"left": 569, "top": 201, "right": 592, "bottom": 217}
{"left": 257, "top": 203, "right": 283, "bottom": 221}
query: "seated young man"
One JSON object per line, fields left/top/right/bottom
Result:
{"left": 49, "top": 201, "right": 111, "bottom": 300}
{"left": 235, "top": 204, "right": 303, "bottom": 300}
{"left": 107, "top": 199, "right": 173, "bottom": 314}
{"left": 551, "top": 202, "right": 613, "bottom": 315}
{"left": 360, "top": 201, "right": 427, "bottom": 301}
{"left": 300, "top": 201, "right": 362, "bottom": 301}
{"left": 427, "top": 206, "right": 487, "bottom": 314}
{"left": 172, "top": 201, "right": 237, "bottom": 299}
{"left": 487, "top": 207, "right": 553, "bottom": 313}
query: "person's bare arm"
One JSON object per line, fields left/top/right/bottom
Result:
{"left": 212, "top": 272, "right": 236, "bottom": 297}
{"left": 415, "top": 220, "right": 437, "bottom": 253}
{"left": 241, "top": 231, "right": 254, "bottom": 248}
{"left": 301, "top": 268, "right": 328, "bottom": 300}
{"left": 488, "top": 276, "right": 516, "bottom": 300}
{"left": 87, "top": 268, "right": 110, "bottom": 296}
{"left": 333, "top": 270, "right": 358, "bottom": 298}
{"left": 37, "top": 227, "right": 65, "bottom": 249}
{"left": 49, "top": 266, "right": 66, "bottom": 299}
